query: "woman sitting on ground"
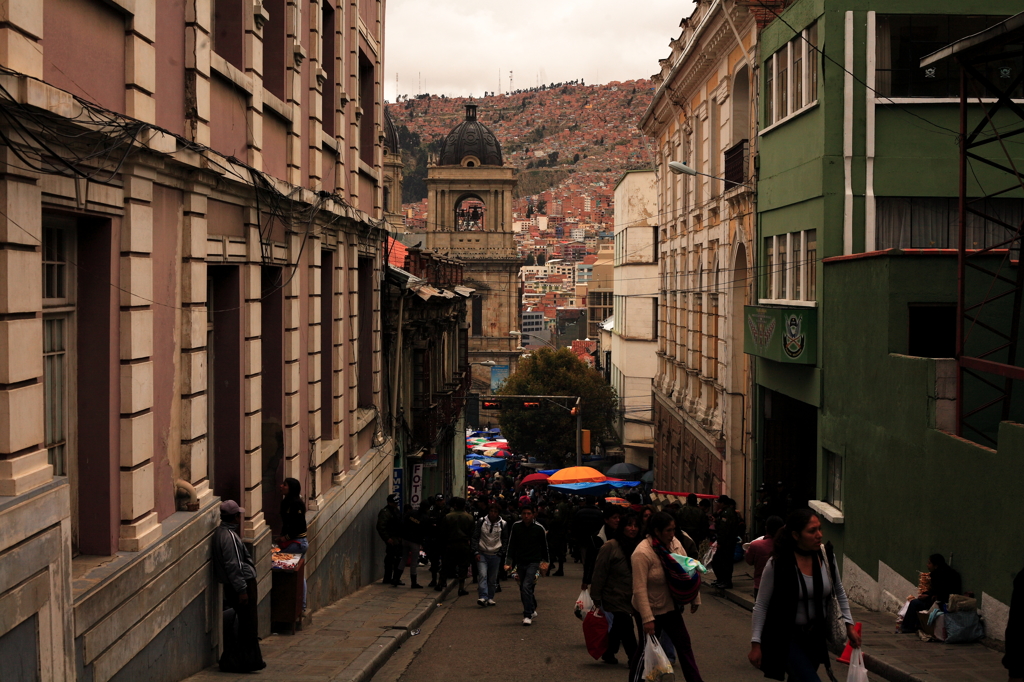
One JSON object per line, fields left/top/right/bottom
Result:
{"left": 900, "top": 554, "right": 963, "bottom": 633}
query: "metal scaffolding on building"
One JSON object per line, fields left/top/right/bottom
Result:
{"left": 923, "top": 13, "right": 1024, "bottom": 446}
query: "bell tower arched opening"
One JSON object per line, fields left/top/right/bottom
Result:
{"left": 454, "top": 194, "right": 486, "bottom": 231}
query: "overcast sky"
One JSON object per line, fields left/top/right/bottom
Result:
{"left": 383, "top": 0, "right": 695, "bottom": 101}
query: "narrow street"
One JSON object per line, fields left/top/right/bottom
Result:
{"left": 376, "top": 561, "right": 879, "bottom": 682}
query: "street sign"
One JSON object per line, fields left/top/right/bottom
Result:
{"left": 410, "top": 464, "right": 423, "bottom": 509}
{"left": 392, "top": 468, "right": 403, "bottom": 511}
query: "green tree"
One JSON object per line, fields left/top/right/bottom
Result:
{"left": 537, "top": 252, "right": 546, "bottom": 265}
{"left": 498, "top": 348, "right": 617, "bottom": 466}
{"left": 525, "top": 252, "right": 536, "bottom": 266}
{"left": 536, "top": 199, "right": 547, "bottom": 215}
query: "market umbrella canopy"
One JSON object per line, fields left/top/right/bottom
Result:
{"left": 518, "top": 472, "right": 549, "bottom": 487}
{"left": 606, "top": 463, "right": 644, "bottom": 479}
{"left": 641, "top": 470, "right": 655, "bottom": 483}
{"left": 483, "top": 441, "right": 510, "bottom": 450}
{"left": 605, "top": 497, "right": 630, "bottom": 507}
{"left": 548, "top": 466, "right": 606, "bottom": 484}
{"left": 548, "top": 480, "right": 641, "bottom": 496}
{"left": 467, "top": 460, "right": 490, "bottom": 468}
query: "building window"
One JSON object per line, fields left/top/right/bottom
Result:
{"left": 876, "top": 15, "right": 1016, "bottom": 99}
{"left": 358, "top": 50, "right": 375, "bottom": 166}
{"left": 824, "top": 449, "right": 843, "bottom": 511}
{"left": 763, "top": 230, "right": 817, "bottom": 304}
{"left": 263, "top": 0, "right": 287, "bottom": 101}
{"left": 877, "top": 197, "right": 1024, "bottom": 250}
{"left": 322, "top": 1, "right": 337, "bottom": 137}
{"left": 212, "top": 0, "right": 244, "bottom": 71}
{"left": 43, "top": 220, "right": 74, "bottom": 476}
{"left": 908, "top": 304, "right": 957, "bottom": 358}
{"left": 766, "top": 21, "right": 819, "bottom": 127}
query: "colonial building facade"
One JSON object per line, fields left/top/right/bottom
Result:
{"left": 419, "top": 104, "right": 522, "bottom": 392}
{"left": 640, "top": 0, "right": 758, "bottom": 511}
{"left": 0, "top": 0, "right": 392, "bottom": 679}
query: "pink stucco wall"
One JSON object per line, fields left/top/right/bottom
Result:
{"left": 44, "top": 0, "right": 126, "bottom": 114}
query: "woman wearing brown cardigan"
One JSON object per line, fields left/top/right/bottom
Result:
{"left": 630, "top": 511, "right": 704, "bottom": 682}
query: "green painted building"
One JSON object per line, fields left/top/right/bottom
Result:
{"left": 749, "top": 0, "right": 1024, "bottom": 636}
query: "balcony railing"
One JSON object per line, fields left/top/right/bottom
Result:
{"left": 724, "top": 139, "right": 748, "bottom": 189}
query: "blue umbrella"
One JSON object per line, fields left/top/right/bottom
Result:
{"left": 548, "top": 480, "right": 641, "bottom": 496}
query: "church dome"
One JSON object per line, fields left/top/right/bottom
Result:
{"left": 383, "top": 107, "right": 399, "bottom": 156}
{"left": 437, "top": 104, "right": 503, "bottom": 167}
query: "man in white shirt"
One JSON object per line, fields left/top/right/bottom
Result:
{"left": 471, "top": 503, "right": 509, "bottom": 606}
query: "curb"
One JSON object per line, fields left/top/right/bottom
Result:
{"left": 330, "top": 582, "right": 456, "bottom": 682}
{"left": 701, "top": 584, "right": 927, "bottom": 682}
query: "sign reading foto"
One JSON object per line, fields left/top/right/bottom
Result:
{"left": 743, "top": 306, "right": 817, "bottom": 365}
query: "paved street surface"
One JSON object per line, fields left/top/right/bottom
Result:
{"left": 378, "top": 560, "right": 879, "bottom": 682}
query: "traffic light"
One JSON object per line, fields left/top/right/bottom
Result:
{"left": 482, "top": 399, "right": 503, "bottom": 410}
{"left": 521, "top": 400, "right": 542, "bottom": 410}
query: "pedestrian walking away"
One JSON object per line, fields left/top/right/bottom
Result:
{"left": 630, "top": 511, "right": 704, "bottom": 682}
{"left": 471, "top": 502, "right": 509, "bottom": 606}
{"left": 711, "top": 495, "right": 740, "bottom": 589}
{"left": 212, "top": 500, "right": 266, "bottom": 673}
{"left": 401, "top": 501, "right": 427, "bottom": 589}
{"left": 591, "top": 511, "right": 641, "bottom": 666}
{"left": 377, "top": 493, "right": 405, "bottom": 586}
{"left": 504, "top": 503, "right": 550, "bottom": 625}
{"left": 440, "top": 496, "right": 476, "bottom": 596}
{"left": 749, "top": 509, "right": 861, "bottom": 681}
{"left": 745, "top": 516, "right": 784, "bottom": 600}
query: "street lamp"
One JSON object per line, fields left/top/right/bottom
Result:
{"left": 509, "top": 329, "right": 558, "bottom": 350}
{"left": 470, "top": 360, "right": 496, "bottom": 367}
{"left": 668, "top": 160, "right": 752, "bottom": 188}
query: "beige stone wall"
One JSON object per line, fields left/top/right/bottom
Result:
{"left": 0, "top": 0, "right": 392, "bottom": 679}
{"left": 639, "top": 1, "right": 758, "bottom": 511}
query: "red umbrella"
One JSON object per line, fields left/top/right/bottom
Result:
{"left": 518, "top": 472, "right": 549, "bottom": 487}
{"left": 484, "top": 441, "right": 510, "bottom": 450}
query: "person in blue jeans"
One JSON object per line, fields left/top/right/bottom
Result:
{"left": 472, "top": 502, "right": 509, "bottom": 606}
{"left": 504, "top": 503, "right": 550, "bottom": 625}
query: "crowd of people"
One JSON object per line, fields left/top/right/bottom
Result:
{"left": 374, "top": 462, "right": 886, "bottom": 682}
{"left": 206, "top": 469, "right": 1024, "bottom": 682}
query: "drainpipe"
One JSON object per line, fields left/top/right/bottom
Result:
{"left": 175, "top": 479, "right": 200, "bottom": 511}
{"left": 391, "top": 293, "right": 406, "bottom": 443}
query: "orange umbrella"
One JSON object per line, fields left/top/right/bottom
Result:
{"left": 605, "top": 497, "right": 629, "bottom": 507}
{"left": 547, "top": 466, "right": 606, "bottom": 484}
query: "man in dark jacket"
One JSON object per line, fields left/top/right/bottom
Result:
{"left": 677, "top": 493, "right": 708, "bottom": 545}
{"left": 505, "top": 504, "right": 550, "bottom": 626}
{"left": 424, "top": 495, "right": 447, "bottom": 589}
{"left": 440, "top": 497, "right": 475, "bottom": 596}
{"left": 400, "top": 503, "right": 426, "bottom": 589}
{"left": 212, "top": 500, "right": 265, "bottom": 673}
{"left": 712, "top": 495, "right": 739, "bottom": 589}
{"left": 571, "top": 496, "right": 604, "bottom": 588}
{"left": 377, "top": 494, "right": 405, "bottom": 586}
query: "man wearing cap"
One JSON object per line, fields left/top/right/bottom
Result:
{"left": 212, "top": 500, "right": 265, "bottom": 673}
{"left": 377, "top": 494, "right": 405, "bottom": 586}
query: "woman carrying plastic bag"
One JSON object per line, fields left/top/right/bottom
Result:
{"left": 631, "top": 634, "right": 675, "bottom": 682}
{"left": 846, "top": 649, "right": 869, "bottom": 682}
{"left": 630, "top": 512, "right": 706, "bottom": 682}
{"left": 574, "top": 588, "right": 594, "bottom": 620}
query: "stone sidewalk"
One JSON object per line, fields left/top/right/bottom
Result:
{"left": 710, "top": 566, "right": 1007, "bottom": 682}
{"left": 184, "top": 581, "right": 455, "bottom": 682}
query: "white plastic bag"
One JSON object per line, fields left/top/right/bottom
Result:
{"left": 641, "top": 634, "right": 675, "bottom": 682}
{"left": 574, "top": 588, "right": 593, "bottom": 620}
{"left": 847, "top": 649, "right": 869, "bottom": 682}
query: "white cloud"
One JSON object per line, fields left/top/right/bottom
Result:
{"left": 383, "top": 0, "right": 695, "bottom": 100}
